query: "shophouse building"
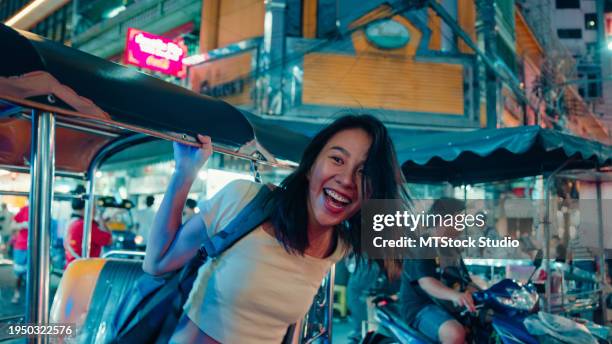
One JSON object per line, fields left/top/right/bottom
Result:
{"left": 3, "top": 0, "right": 609, "bottom": 141}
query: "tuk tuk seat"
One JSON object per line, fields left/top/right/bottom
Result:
{"left": 50, "top": 258, "right": 145, "bottom": 341}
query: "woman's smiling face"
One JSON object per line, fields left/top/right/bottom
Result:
{"left": 307, "top": 128, "right": 372, "bottom": 229}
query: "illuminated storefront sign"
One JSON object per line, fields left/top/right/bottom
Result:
{"left": 189, "top": 51, "right": 253, "bottom": 104}
{"left": 200, "top": 79, "right": 245, "bottom": 98}
{"left": 124, "top": 28, "right": 187, "bottom": 78}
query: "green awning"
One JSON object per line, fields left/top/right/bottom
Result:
{"left": 398, "top": 126, "right": 612, "bottom": 185}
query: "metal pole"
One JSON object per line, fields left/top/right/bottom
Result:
{"left": 82, "top": 172, "right": 95, "bottom": 258}
{"left": 440, "top": 0, "right": 458, "bottom": 53}
{"left": 82, "top": 134, "right": 149, "bottom": 257}
{"left": 0, "top": 164, "right": 84, "bottom": 179}
{"left": 0, "top": 190, "right": 84, "bottom": 201}
{"left": 595, "top": 179, "right": 608, "bottom": 324}
{"left": 262, "top": 0, "right": 286, "bottom": 115}
{"left": 326, "top": 264, "right": 335, "bottom": 343}
{"left": 476, "top": 0, "right": 499, "bottom": 128}
{"left": 18, "top": 113, "right": 120, "bottom": 138}
{"left": 543, "top": 158, "right": 574, "bottom": 312}
{"left": 25, "top": 111, "right": 55, "bottom": 344}
{"left": 543, "top": 179, "right": 552, "bottom": 313}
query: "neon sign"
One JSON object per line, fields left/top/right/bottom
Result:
{"left": 124, "top": 28, "right": 187, "bottom": 78}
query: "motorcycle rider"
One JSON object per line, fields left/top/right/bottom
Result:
{"left": 400, "top": 198, "right": 476, "bottom": 344}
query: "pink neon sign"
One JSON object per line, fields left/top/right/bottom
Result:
{"left": 124, "top": 28, "right": 187, "bottom": 78}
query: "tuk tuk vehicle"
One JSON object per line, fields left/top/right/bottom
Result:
{"left": 95, "top": 196, "right": 138, "bottom": 252}
{"left": 0, "top": 23, "right": 335, "bottom": 343}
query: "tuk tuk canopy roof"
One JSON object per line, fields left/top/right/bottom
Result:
{"left": 0, "top": 24, "right": 310, "bottom": 172}
{"left": 0, "top": 24, "right": 254, "bottom": 147}
{"left": 398, "top": 126, "right": 612, "bottom": 185}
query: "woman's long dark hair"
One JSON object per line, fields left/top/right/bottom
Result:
{"left": 268, "top": 114, "right": 407, "bottom": 277}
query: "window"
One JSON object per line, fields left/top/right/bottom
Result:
{"left": 556, "top": 0, "right": 580, "bottom": 9}
{"left": 578, "top": 73, "right": 602, "bottom": 99}
{"left": 587, "top": 73, "right": 600, "bottom": 98}
{"left": 317, "top": 0, "right": 337, "bottom": 38}
{"left": 584, "top": 13, "right": 597, "bottom": 30}
{"left": 557, "top": 28, "right": 582, "bottom": 39}
{"left": 578, "top": 73, "right": 585, "bottom": 98}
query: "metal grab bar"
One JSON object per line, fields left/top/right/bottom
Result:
{"left": 102, "top": 250, "right": 146, "bottom": 259}
{"left": 0, "top": 190, "right": 84, "bottom": 201}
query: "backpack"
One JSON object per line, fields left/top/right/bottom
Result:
{"left": 89, "top": 185, "right": 274, "bottom": 343}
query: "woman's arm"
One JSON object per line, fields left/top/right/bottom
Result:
{"left": 143, "top": 135, "right": 212, "bottom": 276}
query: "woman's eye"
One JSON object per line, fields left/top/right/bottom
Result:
{"left": 330, "top": 156, "right": 343, "bottom": 164}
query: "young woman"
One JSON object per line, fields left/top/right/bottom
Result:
{"left": 143, "top": 115, "right": 406, "bottom": 343}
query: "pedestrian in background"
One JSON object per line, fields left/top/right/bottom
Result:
{"left": 182, "top": 198, "right": 197, "bottom": 223}
{"left": 64, "top": 187, "right": 112, "bottom": 267}
{"left": 0, "top": 203, "right": 12, "bottom": 256}
{"left": 133, "top": 195, "right": 156, "bottom": 246}
{"left": 10, "top": 205, "right": 28, "bottom": 303}
{"left": 346, "top": 258, "right": 385, "bottom": 343}
{"left": 0, "top": 203, "right": 11, "bottom": 237}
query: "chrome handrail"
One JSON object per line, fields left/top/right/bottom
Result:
{"left": 102, "top": 250, "right": 146, "bottom": 259}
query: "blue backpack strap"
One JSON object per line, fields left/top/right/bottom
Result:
{"left": 201, "top": 184, "right": 274, "bottom": 258}
{"left": 114, "top": 185, "right": 275, "bottom": 341}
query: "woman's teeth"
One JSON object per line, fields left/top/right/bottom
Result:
{"left": 324, "top": 188, "right": 350, "bottom": 204}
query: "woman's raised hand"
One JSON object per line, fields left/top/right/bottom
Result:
{"left": 173, "top": 134, "right": 213, "bottom": 175}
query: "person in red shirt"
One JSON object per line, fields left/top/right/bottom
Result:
{"left": 10, "top": 205, "right": 29, "bottom": 303}
{"left": 12, "top": 205, "right": 29, "bottom": 251}
{"left": 64, "top": 192, "right": 112, "bottom": 268}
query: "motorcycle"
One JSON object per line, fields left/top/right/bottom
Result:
{"left": 362, "top": 278, "right": 540, "bottom": 344}
{"left": 362, "top": 253, "right": 604, "bottom": 344}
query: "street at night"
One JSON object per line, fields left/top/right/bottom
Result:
{"left": 1, "top": 0, "right": 612, "bottom": 343}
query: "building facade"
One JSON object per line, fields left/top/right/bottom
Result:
{"left": 186, "top": 0, "right": 503, "bottom": 131}
{"left": 3, "top": 0, "right": 609, "bottom": 141}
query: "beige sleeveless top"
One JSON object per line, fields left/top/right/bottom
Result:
{"left": 183, "top": 180, "right": 345, "bottom": 343}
